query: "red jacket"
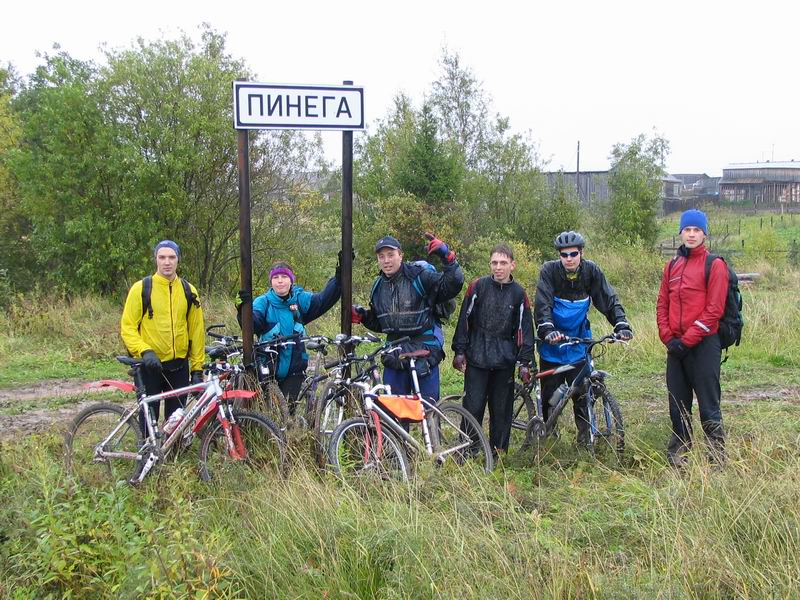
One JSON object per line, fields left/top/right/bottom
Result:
{"left": 656, "top": 244, "right": 729, "bottom": 348}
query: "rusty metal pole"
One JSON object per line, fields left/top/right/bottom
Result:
{"left": 237, "top": 128, "right": 254, "bottom": 366}
{"left": 340, "top": 80, "right": 354, "bottom": 337}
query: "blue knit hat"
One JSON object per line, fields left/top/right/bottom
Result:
{"left": 153, "top": 240, "right": 181, "bottom": 258}
{"left": 679, "top": 209, "right": 708, "bottom": 235}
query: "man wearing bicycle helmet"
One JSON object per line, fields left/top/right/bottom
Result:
{"left": 534, "top": 231, "right": 633, "bottom": 446}
{"left": 120, "top": 240, "right": 205, "bottom": 428}
{"left": 352, "top": 233, "right": 463, "bottom": 402}
{"left": 246, "top": 257, "right": 342, "bottom": 412}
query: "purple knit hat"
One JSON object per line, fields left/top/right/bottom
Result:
{"left": 269, "top": 266, "right": 295, "bottom": 284}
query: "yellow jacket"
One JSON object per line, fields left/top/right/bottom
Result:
{"left": 120, "top": 273, "right": 205, "bottom": 373}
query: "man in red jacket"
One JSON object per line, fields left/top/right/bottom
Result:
{"left": 657, "top": 209, "right": 729, "bottom": 467}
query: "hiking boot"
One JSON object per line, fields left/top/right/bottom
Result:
{"left": 667, "top": 452, "right": 688, "bottom": 469}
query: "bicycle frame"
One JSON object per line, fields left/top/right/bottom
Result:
{"left": 350, "top": 358, "right": 475, "bottom": 462}
{"left": 92, "top": 366, "right": 256, "bottom": 472}
{"left": 539, "top": 335, "right": 619, "bottom": 443}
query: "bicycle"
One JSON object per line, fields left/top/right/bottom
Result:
{"left": 327, "top": 346, "right": 494, "bottom": 481}
{"left": 310, "top": 333, "right": 391, "bottom": 465}
{"left": 521, "top": 334, "right": 625, "bottom": 458}
{"left": 207, "top": 325, "right": 330, "bottom": 430}
{"left": 64, "top": 354, "right": 286, "bottom": 486}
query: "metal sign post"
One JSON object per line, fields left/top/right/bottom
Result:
{"left": 340, "top": 80, "right": 354, "bottom": 337}
{"left": 233, "top": 81, "right": 364, "bottom": 362}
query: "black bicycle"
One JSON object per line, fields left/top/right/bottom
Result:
{"left": 521, "top": 334, "right": 625, "bottom": 458}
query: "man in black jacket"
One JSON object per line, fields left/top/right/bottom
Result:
{"left": 452, "top": 244, "right": 535, "bottom": 453}
{"left": 534, "top": 231, "right": 633, "bottom": 445}
{"left": 353, "top": 233, "right": 463, "bottom": 401}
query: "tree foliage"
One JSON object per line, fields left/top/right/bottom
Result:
{"left": 5, "top": 27, "right": 327, "bottom": 295}
{"left": 605, "top": 132, "right": 669, "bottom": 247}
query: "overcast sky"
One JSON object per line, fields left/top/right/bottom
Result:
{"left": 2, "top": 0, "right": 797, "bottom": 176}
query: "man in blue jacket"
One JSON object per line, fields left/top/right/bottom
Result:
{"left": 534, "top": 231, "right": 633, "bottom": 445}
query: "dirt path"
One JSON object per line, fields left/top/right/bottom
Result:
{"left": 0, "top": 379, "right": 130, "bottom": 442}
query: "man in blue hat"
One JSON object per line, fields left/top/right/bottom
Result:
{"left": 121, "top": 240, "right": 205, "bottom": 431}
{"left": 352, "top": 233, "right": 463, "bottom": 402}
{"left": 657, "top": 209, "right": 729, "bottom": 467}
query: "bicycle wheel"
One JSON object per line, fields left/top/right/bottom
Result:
{"left": 198, "top": 410, "right": 286, "bottom": 483}
{"left": 251, "top": 380, "right": 289, "bottom": 430}
{"left": 64, "top": 402, "right": 142, "bottom": 486}
{"left": 511, "top": 382, "right": 536, "bottom": 432}
{"left": 430, "top": 402, "right": 494, "bottom": 473}
{"left": 588, "top": 384, "right": 624, "bottom": 456}
{"left": 327, "top": 416, "right": 410, "bottom": 482}
{"left": 312, "top": 381, "right": 356, "bottom": 466}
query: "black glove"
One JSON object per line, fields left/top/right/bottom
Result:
{"left": 237, "top": 289, "right": 252, "bottom": 306}
{"left": 614, "top": 322, "right": 633, "bottom": 341}
{"left": 667, "top": 338, "right": 689, "bottom": 359}
{"left": 141, "top": 350, "right": 162, "bottom": 373}
{"left": 545, "top": 330, "right": 565, "bottom": 344}
{"left": 191, "top": 371, "right": 203, "bottom": 385}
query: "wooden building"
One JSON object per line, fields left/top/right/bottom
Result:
{"left": 719, "top": 162, "right": 800, "bottom": 205}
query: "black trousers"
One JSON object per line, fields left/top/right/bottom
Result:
{"left": 666, "top": 334, "right": 724, "bottom": 458}
{"left": 462, "top": 365, "right": 515, "bottom": 452}
{"left": 140, "top": 358, "right": 189, "bottom": 431}
{"left": 538, "top": 357, "right": 589, "bottom": 440}
{"left": 279, "top": 374, "right": 305, "bottom": 416}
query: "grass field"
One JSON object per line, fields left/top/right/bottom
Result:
{"left": 1, "top": 217, "right": 799, "bottom": 599}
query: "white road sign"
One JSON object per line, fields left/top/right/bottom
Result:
{"left": 233, "top": 82, "right": 365, "bottom": 130}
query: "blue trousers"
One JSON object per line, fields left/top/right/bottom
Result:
{"left": 382, "top": 365, "right": 440, "bottom": 403}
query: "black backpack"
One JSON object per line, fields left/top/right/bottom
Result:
{"left": 669, "top": 254, "right": 744, "bottom": 352}
{"left": 140, "top": 275, "right": 199, "bottom": 325}
{"left": 705, "top": 255, "right": 744, "bottom": 351}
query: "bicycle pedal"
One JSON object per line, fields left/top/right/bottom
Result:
{"left": 129, "top": 452, "right": 158, "bottom": 485}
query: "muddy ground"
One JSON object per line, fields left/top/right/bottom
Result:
{"left": 1, "top": 378, "right": 798, "bottom": 443}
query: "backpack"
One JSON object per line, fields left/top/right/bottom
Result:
{"left": 705, "top": 255, "right": 744, "bottom": 351}
{"left": 140, "top": 275, "right": 199, "bottom": 325}
{"left": 407, "top": 261, "right": 457, "bottom": 323}
{"left": 669, "top": 253, "right": 744, "bottom": 353}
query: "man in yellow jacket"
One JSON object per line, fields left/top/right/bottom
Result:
{"left": 120, "top": 240, "right": 205, "bottom": 427}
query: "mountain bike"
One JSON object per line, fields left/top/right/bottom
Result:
{"left": 64, "top": 355, "right": 286, "bottom": 486}
{"left": 310, "top": 333, "right": 394, "bottom": 465}
{"left": 521, "top": 334, "right": 625, "bottom": 458}
{"left": 327, "top": 347, "right": 494, "bottom": 481}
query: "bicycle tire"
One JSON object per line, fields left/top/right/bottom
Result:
{"left": 511, "top": 383, "right": 536, "bottom": 431}
{"left": 429, "top": 402, "right": 494, "bottom": 473}
{"left": 198, "top": 410, "right": 286, "bottom": 483}
{"left": 64, "top": 402, "right": 142, "bottom": 486}
{"left": 589, "top": 384, "right": 625, "bottom": 456}
{"left": 252, "top": 380, "right": 289, "bottom": 429}
{"left": 327, "top": 416, "right": 410, "bottom": 482}
{"left": 311, "top": 380, "right": 355, "bottom": 466}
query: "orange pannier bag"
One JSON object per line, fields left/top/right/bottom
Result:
{"left": 376, "top": 394, "right": 425, "bottom": 422}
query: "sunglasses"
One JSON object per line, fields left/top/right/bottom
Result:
{"left": 560, "top": 251, "right": 580, "bottom": 258}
